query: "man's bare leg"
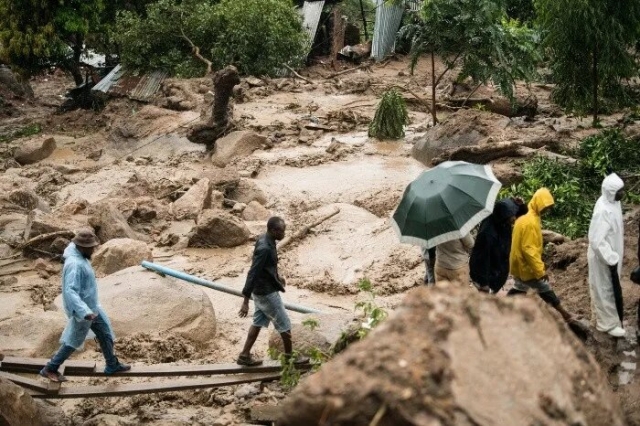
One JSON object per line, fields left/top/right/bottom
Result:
{"left": 239, "top": 325, "right": 261, "bottom": 358}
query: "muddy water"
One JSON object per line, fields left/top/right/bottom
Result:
{"left": 257, "top": 154, "right": 423, "bottom": 205}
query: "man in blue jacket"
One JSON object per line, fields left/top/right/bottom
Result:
{"left": 39, "top": 229, "right": 130, "bottom": 382}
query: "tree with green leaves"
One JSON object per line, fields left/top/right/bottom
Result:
{"left": 398, "top": 0, "right": 539, "bottom": 124}
{"left": 0, "top": 0, "right": 104, "bottom": 84}
{"left": 535, "top": 0, "right": 640, "bottom": 125}
{"left": 115, "top": 0, "right": 308, "bottom": 77}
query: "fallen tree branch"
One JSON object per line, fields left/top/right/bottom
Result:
{"left": 325, "top": 63, "right": 369, "bottom": 79}
{"left": 180, "top": 27, "right": 213, "bottom": 75}
{"left": 18, "top": 231, "right": 75, "bottom": 251}
{"left": 282, "top": 64, "right": 314, "bottom": 85}
{"left": 0, "top": 266, "right": 34, "bottom": 277}
{"left": 278, "top": 207, "right": 340, "bottom": 251}
{"left": 430, "top": 138, "right": 565, "bottom": 165}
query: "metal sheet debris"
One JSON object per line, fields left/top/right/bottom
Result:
{"left": 371, "top": 0, "right": 405, "bottom": 61}
{"left": 301, "top": 0, "right": 326, "bottom": 53}
{"left": 92, "top": 65, "right": 168, "bottom": 102}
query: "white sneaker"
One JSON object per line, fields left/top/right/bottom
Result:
{"left": 608, "top": 326, "right": 626, "bottom": 337}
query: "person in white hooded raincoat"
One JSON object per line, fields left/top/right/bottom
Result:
{"left": 588, "top": 173, "right": 626, "bottom": 337}
{"left": 39, "top": 229, "right": 131, "bottom": 382}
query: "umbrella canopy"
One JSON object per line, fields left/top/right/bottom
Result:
{"left": 392, "top": 161, "right": 501, "bottom": 248}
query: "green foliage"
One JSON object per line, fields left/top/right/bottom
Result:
{"left": 354, "top": 278, "right": 388, "bottom": 339}
{"left": 502, "top": 129, "right": 640, "bottom": 238}
{"left": 398, "top": 0, "right": 539, "bottom": 122}
{"left": 368, "top": 89, "right": 409, "bottom": 140}
{"left": 0, "top": 123, "right": 42, "bottom": 143}
{"left": 302, "top": 318, "right": 320, "bottom": 332}
{"left": 506, "top": 0, "right": 535, "bottom": 23}
{"left": 278, "top": 351, "right": 302, "bottom": 390}
{"left": 0, "top": 0, "right": 104, "bottom": 78}
{"left": 535, "top": 0, "right": 640, "bottom": 122}
{"left": 115, "top": 0, "right": 308, "bottom": 77}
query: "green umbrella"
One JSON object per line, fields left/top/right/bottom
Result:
{"left": 392, "top": 161, "right": 501, "bottom": 248}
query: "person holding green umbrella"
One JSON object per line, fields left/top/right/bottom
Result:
{"left": 392, "top": 161, "right": 501, "bottom": 283}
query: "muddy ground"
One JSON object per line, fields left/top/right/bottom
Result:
{"left": 2, "top": 56, "right": 640, "bottom": 425}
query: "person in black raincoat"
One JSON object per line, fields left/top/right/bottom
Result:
{"left": 470, "top": 197, "right": 526, "bottom": 294}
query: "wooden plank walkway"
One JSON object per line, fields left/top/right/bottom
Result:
{"left": 30, "top": 372, "right": 281, "bottom": 399}
{"left": 0, "top": 356, "right": 96, "bottom": 374}
{"left": 0, "top": 357, "right": 310, "bottom": 377}
{"left": 0, "top": 354, "right": 311, "bottom": 399}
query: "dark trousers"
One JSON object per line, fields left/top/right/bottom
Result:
{"left": 46, "top": 313, "right": 117, "bottom": 372}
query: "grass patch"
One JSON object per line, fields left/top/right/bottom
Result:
{"left": 0, "top": 123, "right": 42, "bottom": 143}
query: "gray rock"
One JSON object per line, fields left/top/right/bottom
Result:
{"left": 242, "top": 201, "right": 270, "bottom": 221}
{"left": 211, "top": 131, "right": 268, "bottom": 167}
{"left": 189, "top": 209, "right": 250, "bottom": 248}
{"left": 171, "top": 178, "right": 212, "bottom": 220}
{"left": 14, "top": 137, "right": 56, "bottom": 165}
{"left": 92, "top": 238, "right": 153, "bottom": 277}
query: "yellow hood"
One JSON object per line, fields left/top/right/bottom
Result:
{"left": 528, "top": 188, "right": 554, "bottom": 215}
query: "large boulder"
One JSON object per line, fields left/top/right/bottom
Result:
{"left": 92, "top": 238, "right": 153, "bottom": 277}
{"left": 8, "top": 188, "right": 50, "bottom": 212}
{"left": 411, "top": 109, "right": 510, "bottom": 166}
{"left": 211, "top": 131, "right": 268, "bottom": 167}
{"left": 88, "top": 201, "right": 146, "bottom": 243}
{"left": 277, "top": 285, "right": 624, "bottom": 426}
{"left": 242, "top": 200, "right": 270, "bottom": 221}
{"left": 268, "top": 323, "right": 331, "bottom": 357}
{"left": 170, "top": 178, "right": 219, "bottom": 220}
{"left": 23, "top": 210, "right": 88, "bottom": 254}
{"left": 226, "top": 178, "right": 268, "bottom": 205}
{"left": 13, "top": 137, "right": 56, "bottom": 165}
{"left": 54, "top": 266, "right": 216, "bottom": 346}
{"left": 0, "top": 378, "right": 66, "bottom": 426}
{"left": 188, "top": 209, "right": 250, "bottom": 248}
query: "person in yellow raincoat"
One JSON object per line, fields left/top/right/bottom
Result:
{"left": 508, "top": 188, "right": 574, "bottom": 323}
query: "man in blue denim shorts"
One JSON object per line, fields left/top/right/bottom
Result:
{"left": 237, "top": 217, "right": 309, "bottom": 366}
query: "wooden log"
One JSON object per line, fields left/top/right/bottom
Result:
{"left": 0, "top": 372, "right": 52, "bottom": 394}
{"left": 430, "top": 138, "right": 564, "bottom": 165}
{"left": 0, "top": 357, "right": 309, "bottom": 377}
{"left": 17, "top": 231, "right": 75, "bottom": 251}
{"left": 283, "top": 64, "right": 314, "bottom": 85}
{"left": 278, "top": 207, "right": 340, "bottom": 251}
{"left": 0, "top": 356, "right": 96, "bottom": 374}
{"left": 325, "top": 63, "right": 369, "bottom": 79}
{"left": 72, "top": 361, "right": 308, "bottom": 377}
{"left": 31, "top": 372, "right": 282, "bottom": 399}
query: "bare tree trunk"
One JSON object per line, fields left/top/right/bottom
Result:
{"left": 70, "top": 37, "right": 84, "bottom": 86}
{"left": 187, "top": 65, "right": 240, "bottom": 150}
{"left": 431, "top": 51, "right": 437, "bottom": 125}
{"left": 359, "top": 0, "right": 369, "bottom": 40}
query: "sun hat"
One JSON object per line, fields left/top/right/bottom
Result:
{"left": 72, "top": 229, "right": 100, "bottom": 248}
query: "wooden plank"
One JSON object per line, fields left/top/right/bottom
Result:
{"left": 32, "top": 372, "right": 281, "bottom": 399}
{"left": 78, "top": 361, "right": 311, "bottom": 377}
{"left": 0, "top": 372, "right": 51, "bottom": 394}
{"left": 0, "top": 356, "right": 96, "bottom": 374}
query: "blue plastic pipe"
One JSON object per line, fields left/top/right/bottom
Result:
{"left": 140, "top": 261, "right": 324, "bottom": 315}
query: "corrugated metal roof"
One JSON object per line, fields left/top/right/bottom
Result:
{"left": 92, "top": 65, "right": 168, "bottom": 102}
{"left": 301, "top": 0, "right": 326, "bottom": 52}
{"left": 407, "top": 0, "right": 423, "bottom": 12}
{"left": 371, "top": 0, "right": 405, "bottom": 61}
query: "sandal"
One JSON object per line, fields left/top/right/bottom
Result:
{"left": 237, "top": 354, "right": 263, "bottom": 366}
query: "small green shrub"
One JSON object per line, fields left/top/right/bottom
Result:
{"left": 0, "top": 123, "right": 42, "bottom": 143}
{"left": 368, "top": 89, "right": 409, "bottom": 140}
